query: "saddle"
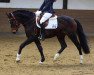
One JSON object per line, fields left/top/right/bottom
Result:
{"left": 36, "top": 14, "right": 58, "bottom": 29}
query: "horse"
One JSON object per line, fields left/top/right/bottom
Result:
{"left": 6, "top": 10, "right": 90, "bottom": 64}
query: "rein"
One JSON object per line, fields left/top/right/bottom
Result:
{"left": 10, "top": 13, "right": 20, "bottom": 28}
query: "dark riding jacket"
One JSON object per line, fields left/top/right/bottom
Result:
{"left": 39, "top": 0, "right": 56, "bottom": 13}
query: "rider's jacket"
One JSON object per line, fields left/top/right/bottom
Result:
{"left": 39, "top": 0, "right": 56, "bottom": 13}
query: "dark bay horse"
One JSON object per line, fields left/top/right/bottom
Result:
{"left": 6, "top": 10, "right": 90, "bottom": 64}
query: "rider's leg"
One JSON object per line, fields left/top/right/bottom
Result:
{"left": 39, "top": 13, "right": 52, "bottom": 40}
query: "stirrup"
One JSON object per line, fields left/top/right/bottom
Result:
{"left": 38, "top": 35, "right": 42, "bottom": 40}
{"left": 38, "top": 34, "right": 45, "bottom": 41}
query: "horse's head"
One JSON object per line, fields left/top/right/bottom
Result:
{"left": 6, "top": 12, "right": 20, "bottom": 34}
{"left": 6, "top": 10, "right": 36, "bottom": 34}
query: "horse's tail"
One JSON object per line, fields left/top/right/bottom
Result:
{"left": 74, "top": 19, "right": 90, "bottom": 54}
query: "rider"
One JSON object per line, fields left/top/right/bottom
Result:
{"left": 35, "top": 0, "right": 56, "bottom": 40}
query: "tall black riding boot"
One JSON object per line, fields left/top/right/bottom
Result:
{"left": 40, "top": 23, "right": 45, "bottom": 41}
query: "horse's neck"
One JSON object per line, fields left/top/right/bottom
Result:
{"left": 15, "top": 11, "right": 36, "bottom": 29}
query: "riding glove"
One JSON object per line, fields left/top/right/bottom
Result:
{"left": 35, "top": 11, "right": 42, "bottom": 17}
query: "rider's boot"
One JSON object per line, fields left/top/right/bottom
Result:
{"left": 39, "top": 23, "right": 45, "bottom": 41}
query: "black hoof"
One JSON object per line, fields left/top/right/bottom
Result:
{"left": 41, "top": 57, "right": 45, "bottom": 62}
{"left": 16, "top": 60, "right": 20, "bottom": 63}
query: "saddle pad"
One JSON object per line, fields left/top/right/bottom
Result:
{"left": 36, "top": 16, "right": 58, "bottom": 29}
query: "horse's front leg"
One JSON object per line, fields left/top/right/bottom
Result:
{"left": 16, "top": 36, "right": 35, "bottom": 62}
{"left": 34, "top": 39, "right": 45, "bottom": 64}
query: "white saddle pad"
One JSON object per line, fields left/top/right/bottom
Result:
{"left": 36, "top": 16, "right": 58, "bottom": 29}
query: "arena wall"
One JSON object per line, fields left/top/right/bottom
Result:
{"left": 0, "top": 0, "right": 63, "bottom": 9}
{"left": 0, "top": 0, "right": 94, "bottom": 10}
{"left": 0, "top": 8, "right": 94, "bottom": 36}
{"left": 0, "top": 0, "right": 94, "bottom": 36}
{"left": 68, "top": 0, "right": 94, "bottom": 10}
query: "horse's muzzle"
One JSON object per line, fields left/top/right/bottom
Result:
{"left": 11, "top": 29, "right": 17, "bottom": 34}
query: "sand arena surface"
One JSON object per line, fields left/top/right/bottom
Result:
{"left": 0, "top": 32, "right": 94, "bottom": 75}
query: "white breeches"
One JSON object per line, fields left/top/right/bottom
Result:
{"left": 40, "top": 13, "right": 52, "bottom": 24}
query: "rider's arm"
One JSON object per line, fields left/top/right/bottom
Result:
{"left": 41, "top": 0, "right": 54, "bottom": 12}
{"left": 39, "top": 1, "right": 45, "bottom": 11}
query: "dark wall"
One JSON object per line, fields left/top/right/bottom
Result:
{"left": 0, "top": 0, "right": 10, "bottom": 3}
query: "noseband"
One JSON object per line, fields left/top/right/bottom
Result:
{"left": 10, "top": 13, "right": 20, "bottom": 28}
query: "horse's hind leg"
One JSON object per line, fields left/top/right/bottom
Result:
{"left": 68, "top": 33, "right": 83, "bottom": 64}
{"left": 54, "top": 34, "right": 67, "bottom": 60}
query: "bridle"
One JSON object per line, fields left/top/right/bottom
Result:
{"left": 10, "top": 13, "right": 20, "bottom": 30}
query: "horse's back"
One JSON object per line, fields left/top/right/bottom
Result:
{"left": 57, "top": 15, "right": 77, "bottom": 32}
{"left": 58, "top": 15, "right": 75, "bottom": 23}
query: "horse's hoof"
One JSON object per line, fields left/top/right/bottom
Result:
{"left": 54, "top": 53, "right": 60, "bottom": 60}
{"left": 39, "top": 57, "right": 45, "bottom": 64}
{"left": 80, "top": 63, "right": 83, "bottom": 65}
{"left": 16, "top": 59, "right": 20, "bottom": 63}
{"left": 39, "top": 61, "right": 43, "bottom": 64}
{"left": 16, "top": 58, "right": 20, "bottom": 63}
{"left": 16, "top": 53, "right": 21, "bottom": 63}
{"left": 80, "top": 60, "right": 83, "bottom": 64}
{"left": 16, "top": 60, "right": 20, "bottom": 63}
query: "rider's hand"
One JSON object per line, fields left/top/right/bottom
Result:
{"left": 35, "top": 11, "right": 42, "bottom": 17}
